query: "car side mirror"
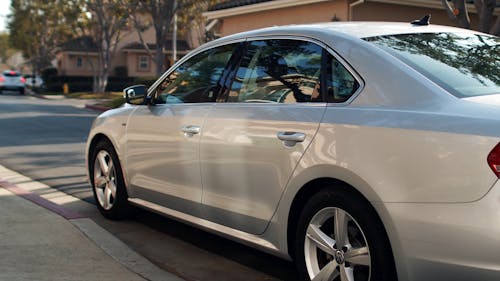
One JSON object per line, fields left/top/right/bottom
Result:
{"left": 123, "top": 84, "right": 147, "bottom": 105}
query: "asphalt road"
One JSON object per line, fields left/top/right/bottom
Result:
{"left": 0, "top": 92, "right": 299, "bottom": 281}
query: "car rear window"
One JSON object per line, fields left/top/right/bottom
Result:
{"left": 365, "top": 33, "right": 500, "bottom": 98}
{"left": 4, "top": 72, "right": 21, "bottom": 77}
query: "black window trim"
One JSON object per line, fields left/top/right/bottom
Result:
{"left": 146, "top": 38, "right": 247, "bottom": 102}
{"left": 219, "top": 35, "right": 365, "bottom": 106}
{"left": 145, "top": 35, "right": 364, "bottom": 106}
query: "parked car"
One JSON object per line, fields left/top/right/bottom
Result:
{"left": 86, "top": 21, "right": 500, "bottom": 281}
{"left": 23, "top": 74, "right": 44, "bottom": 89}
{"left": 0, "top": 70, "right": 26, "bottom": 94}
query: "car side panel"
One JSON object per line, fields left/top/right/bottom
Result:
{"left": 85, "top": 106, "right": 136, "bottom": 189}
{"left": 200, "top": 103, "right": 326, "bottom": 235}
{"left": 125, "top": 104, "right": 213, "bottom": 217}
{"left": 292, "top": 106, "right": 498, "bottom": 204}
{"left": 270, "top": 106, "right": 500, "bottom": 279}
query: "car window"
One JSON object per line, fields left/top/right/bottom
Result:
{"left": 3, "top": 71, "right": 21, "bottom": 77}
{"left": 366, "top": 33, "right": 500, "bottom": 98}
{"left": 325, "top": 54, "right": 360, "bottom": 103}
{"left": 227, "top": 39, "right": 323, "bottom": 103}
{"left": 154, "top": 44, "right": 236, "bottom": 104}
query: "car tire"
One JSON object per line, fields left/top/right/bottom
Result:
{"left": 294, "top": 188, "right": 397, "bottom": 281}
{"left": 90, "top": 140, "right": 131, "bottom": 220}
{"left": 19, "top": 88, "right": 25, "bottom": 95}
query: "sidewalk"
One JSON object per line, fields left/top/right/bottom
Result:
{"left": 0, "top": 165, "right": 183, "bottom": 281}
{"left": 0, "top": 187, "right": 145, "bottom": 281}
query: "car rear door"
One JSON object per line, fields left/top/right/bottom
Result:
{"left": 125, "top": 43, "right": 238, "bottom": 217}
{"left": 199, "top": 38, "right": 328, "bottom": 234}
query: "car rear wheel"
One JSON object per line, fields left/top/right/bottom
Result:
{"left": 90, "top": 140, "right": 130, "bottom": 219}
{"left": 295, "top": 188, "right": 396, "bottom": 281}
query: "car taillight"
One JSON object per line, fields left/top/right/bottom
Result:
{"left": 0, "top": 76, "right": 4, "bottom": 82}
{"left": 20, "top": 77, "right": 26, "bottom": 83}
{"left": 487, "top": 143, "right": 500, "bottom": 178}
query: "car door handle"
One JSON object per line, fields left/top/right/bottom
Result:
{"left": 277, "top": 132, "right": 306, "bottom": 144}
{"left": 181, "top": 125, "right": 200, "bottom": 137}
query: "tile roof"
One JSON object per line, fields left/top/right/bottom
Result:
{"left": 60, "top": 36, "right": 98, "bottom": 52}
{"left": 208, "top": 0, "right": 273, "bottom": 11}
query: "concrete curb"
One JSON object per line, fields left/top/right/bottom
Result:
{"left": 28, "top": 90, "right": 49, "bottom": 99}
{"left": 0, "top": 165, "right": 183, "bottom": 281}
{"left": 73, "top": 218, "right": 183, "bottom": 281}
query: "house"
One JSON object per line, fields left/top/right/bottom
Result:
{"left": 55, "top": 25, "right": 191, "bottom": 78}
{"left": 203, "top": 0, "right": 497, "bottom": 37}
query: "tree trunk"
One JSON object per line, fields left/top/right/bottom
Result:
{"left": 455, "top": 0, "right": 472, "bottom": 28}
{"left": 97, "top": 73, "right": 108, "bottom": 93}
{"left": 442, "top": 0, "right": 471, "bottom": 29}
{"left": 479, "top": 0, "right": 496, "bottom": 33}
{"left": 155, "top": 45, "right": 163, "bottom": 75}
{"left": 92, "top": 76, "right": 98, "bottom": 94}
{"left": 491, "top": 16, "right": 500, "bottom": 35}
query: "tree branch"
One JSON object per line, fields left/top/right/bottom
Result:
{"left": 442, "top": 0, "right": 457, "bottom": 21}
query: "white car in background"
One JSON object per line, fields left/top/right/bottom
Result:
{"left": 86, "top": 21, "right": 500, "bottom": 281}
{"left": 23, "top": 75, "right": 44, "bottom": 89}
{"left": 0, "top": 70, "right": 26, "bottom": 95}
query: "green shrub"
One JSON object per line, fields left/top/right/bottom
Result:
{"left": 114, "top": 66, "right": 128, "bottom": 77}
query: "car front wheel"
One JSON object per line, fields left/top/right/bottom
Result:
{"left": 295, "top": 188, "right": 396, "bottom": 281}
{"left": 90, "top": 140, "right": 130, "bottom": 219}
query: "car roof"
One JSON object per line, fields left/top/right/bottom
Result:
{"left": 210, "top": 21, "right": 484, "bottom": 46}
{"left": 299, "top": 22, "right": 481, "bottom": 38}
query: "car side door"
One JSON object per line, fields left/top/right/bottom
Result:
{"left": 199, "top": 38, "right": 329, "bottom": 234}
{"left": 125, "top": 43, "right": 238, "bottom": 217}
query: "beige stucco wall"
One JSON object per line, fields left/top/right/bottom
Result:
{"left": 351, "top": 2, "right": 481, "bottom": 29}
{"left": 220, "top": 1, "right": 349, "bottom": 36}
{"left": 58, "top": 53, "right": 99, "bottom": 76}
{"left": 212, "top": 1, "right": 487, "bottom": 38}
{"left": 126, "top": 52, "right": 157, "bottom": 78}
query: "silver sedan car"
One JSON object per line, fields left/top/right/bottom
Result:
{"left": 86, "top": 22, "right": 500, "bottom": 281}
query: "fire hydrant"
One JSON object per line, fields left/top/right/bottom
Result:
{"left": 63, "top": 83, "right": 69, "bottom": 95}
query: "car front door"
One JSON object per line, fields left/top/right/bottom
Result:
{"left": 199, "top": 38, "right": 328, "bottom": 234}
{"left": 125, "top": 43, "right": 237, "bottom": 217}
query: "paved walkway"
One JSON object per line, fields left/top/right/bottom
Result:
{"left": 0, "top": 165, "right": 183, "bottom": 281}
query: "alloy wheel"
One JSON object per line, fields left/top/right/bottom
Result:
{"left": 305, "top": 207, "right": 371, "bottom": 281}
{"left": 93, "top": 150, "right": 117, "bottom": 210}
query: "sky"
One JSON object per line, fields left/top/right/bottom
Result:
{"left": 0, "top": 0, "right": 11, "bottom": 33}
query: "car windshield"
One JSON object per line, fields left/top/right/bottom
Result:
{"left": 365, "top": 32, "right": 500, "bottom": 98}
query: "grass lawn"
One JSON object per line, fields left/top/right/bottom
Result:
{"left": 65, "top": 91, "right": 123, "bottom": 99}
{"left": 40, "top": 91, "right": 126, "bottom": 109}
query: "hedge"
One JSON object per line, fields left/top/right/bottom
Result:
{"left": 44, "top": 75, "right": 157, "bottom": 93}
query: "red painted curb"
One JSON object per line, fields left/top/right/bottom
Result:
{"left": 0, "top": 180, "right": 86, "bottom": 220}
{"left": 85, "top": 104, "right": 111, "bottom": 112}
